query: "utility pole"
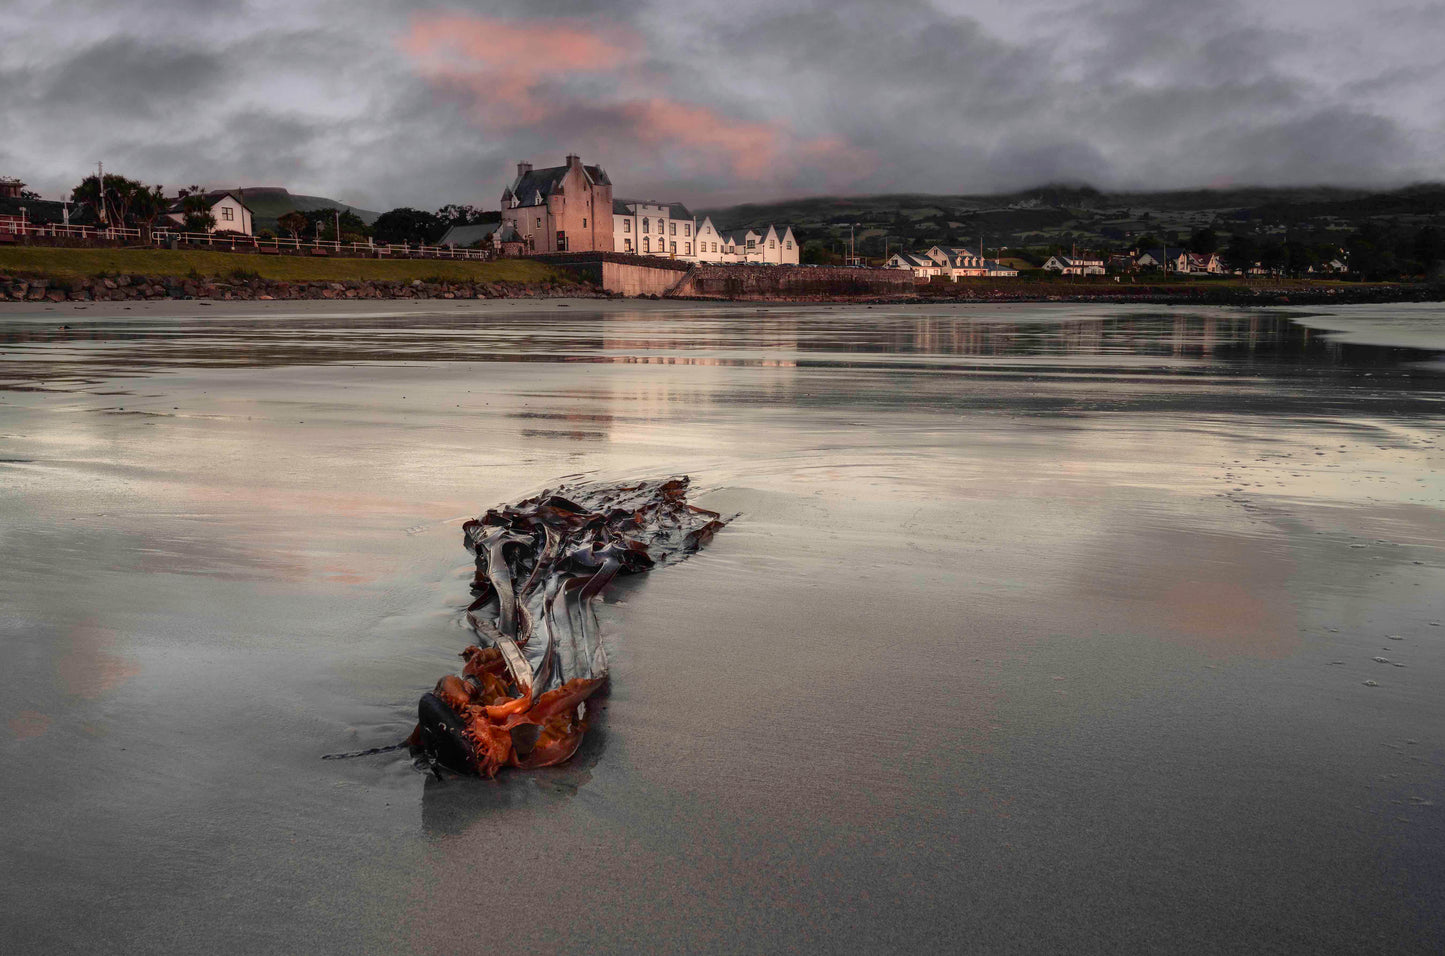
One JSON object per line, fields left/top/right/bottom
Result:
{"left": 334, "top": 208, "right": 341, "bottom": 248}
{"left": 849, "top": 222, "right": 858, "bottom": 266}
{"left": 97, "top": 160, "right": 107, "bottom": 225}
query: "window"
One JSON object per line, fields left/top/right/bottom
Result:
{"left": 624, "top": 220, "right": 631, "bottom": 233}
{"left": 643, "top": 237, "right": 650, "bottom": 253}
{"left": 747, "top": 239, "right": 756, "bottom": 250}
{"left": 220, "top": 207, "right": 234, "bottom": 221}
{"left": 769, "top": 239, "right": 775, "bottom": 248}
{"left": 556, "top": 231, "right": 567, "bottom": 251}
{"left": 712, "top": 242, "right": 717, "bottom": 252}
{"left": 670, "top": 241, "right": 676, "bottom": 253}
{"left": 625, "top": 239, "right": 632, "bottom": 252}
{"left": 684, "top": 224, "right": 691, "bottom": 237}
{"left": 642, "top": 218, "right": 649, "bottom": 232}
{"left": 535, "top": 217, "right": 542, "bottom": 229}
{"left": 670, "top": 222, "right": 676, "bottom": 236}
{"left": 685, "top": 242, "right": 692, "bottom": 255}
{"left": 786, "top": 242, "right": 792, "bottom": 250}
{"left": 582, "top": 218, "right": 587, "bottom": 228}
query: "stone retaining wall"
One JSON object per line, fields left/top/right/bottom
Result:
{"left": 0, "top": 274, "right": 603, "bottom": 303}
{"left": 529, "top": 252, "right": 691, "bottom": 297}
{"left": 671, "top": 265, "right": 918, "bottom": 299}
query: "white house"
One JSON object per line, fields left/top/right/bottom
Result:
{"left": 1042, "top": 254, "right": 1105, "bottom": 276}
{"left": 886, "top": 252, "right": 944, "bottom": 279}
{"left": 1135, "top": 248, "right": 1189, "bottom": 273}
{"left": 923, "top": 245, "right": 1018, "bottom": 279}
{"left": 165, "top": 190, "right": 254, "bottom": 235}
{"left": 1184, "top": 252, "right": 1225, "bottom": 274}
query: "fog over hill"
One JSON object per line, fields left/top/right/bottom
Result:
{"left": 698, "top": 182, "right": 1445, "bottom": 257}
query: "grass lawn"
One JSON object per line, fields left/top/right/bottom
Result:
{"left": 0, "top": 246, "right": 571, "bottom": 284}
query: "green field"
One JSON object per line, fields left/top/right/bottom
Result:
{"left": 0, "top": 246, "right": 569, "bottom": 284}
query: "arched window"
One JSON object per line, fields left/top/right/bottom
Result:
{"left": 643, "top": 237, "right": 650, "bottom": 253}
{"left": 642, "top": 218, "right": 649, "bottom": 233}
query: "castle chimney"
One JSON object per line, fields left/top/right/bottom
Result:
{"left": 517, "top": 161, "right": 533, "bottom": 179}
{"left": 566, "top": 153, "right": 581, "bottom": 169}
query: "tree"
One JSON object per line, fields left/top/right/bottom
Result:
{"left": 177, "top": 185, "right": 216, "bottom": 233}
{"left": 1414, "top": 225, "right": 1444, "bottom": 272}
{"left": 277, "top": 211, "right": 308, "bottom": 240}
{"left": 130, "top": 184, "right": 169, "bottom": 238}
{"left": 71, "top": 172, "right": 148, "bottom": 226}
{"left": 1258, "top": 240, "right": 1288, "bottom": 275}
{"left": 374, "top": 207, "right": 445, "bottom": 245}
{"left": 19, "top": 189, "right": 42, "bottom": 200}
{"left": 1188, "top": 227, "right": 1219, "bottom": 255}
{"left": 435, "top": 204, "right": 497, "bottom": 227}
{"left": 302, "top": 207, "right": 372, "bottom": 241}
{"left": 1221, "top": 235, "right": 1259, "bottom": 274}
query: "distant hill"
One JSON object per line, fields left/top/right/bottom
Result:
{"left": 229, "top": 187, "right": 381, "bottom": 232}
{"left": 697, "top": 183, "right": 1445, "bottom": 259}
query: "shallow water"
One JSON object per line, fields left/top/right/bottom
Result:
{"left": 2, "top": 300, "right": 1443, "bottom": 954}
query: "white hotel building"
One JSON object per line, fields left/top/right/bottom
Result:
{"left": 612, "top": 199, "right": 799, "bottom": 265}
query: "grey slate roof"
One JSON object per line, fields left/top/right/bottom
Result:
{"left": 439, "top": 223, "right": 501, "bottom": 247}
{"left": 0, "top": 196, "right": 97, "bottom": 226}
{"left": 507, "top": 163, "right": 611, "bottom": 208}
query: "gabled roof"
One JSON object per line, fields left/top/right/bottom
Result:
{"left": 667, "top": 202, "right": 692, "bottom": 221}
{"left": 1140, "top": 248, "right": 1183, "bottom": 263}
{"left": 165, "top": 190, "right": 253, "bottom": 215}
{"left": 507, "top": 162, "right": 611, "bottom": 208}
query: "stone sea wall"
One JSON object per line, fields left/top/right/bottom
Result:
{"left": 0, "top": 274, "right": 604, "bottom": 303}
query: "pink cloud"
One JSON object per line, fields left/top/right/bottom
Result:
{"left": 400, "top": 13, "right": 875, "bottom": 190}
{"left": 401, "top": 14, "right": 629, "bottom": 125}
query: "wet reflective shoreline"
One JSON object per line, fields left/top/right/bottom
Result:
{"left": 1, "top": 301, "right": 1442, "bottom": 954}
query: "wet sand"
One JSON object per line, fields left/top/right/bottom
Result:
{"left": 2, "top": 300, "right": 1443, "bottom": 954}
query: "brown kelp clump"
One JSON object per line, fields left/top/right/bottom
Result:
{"left": 411, "top": 477, "right": 727, "bottom": 776}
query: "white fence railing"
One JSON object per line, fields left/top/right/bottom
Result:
{"left": 149, "top": 230, "right": 492, "bottom": 261}
{"left": 0, "top": 221, "right": 142, "bottom": 241}
{"left": 0, "top": 219, "right": 491, "bottom": 261}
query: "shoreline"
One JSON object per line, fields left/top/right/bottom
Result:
{"left": 3, "top": 274, "right": 1439, "bottom": 308}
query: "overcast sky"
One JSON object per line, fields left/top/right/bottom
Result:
{"left": 3, "top": 0, "right": 1442, "bottom": 210}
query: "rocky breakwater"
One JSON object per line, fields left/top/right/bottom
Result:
{"left": 0, "top": 274, "right": 605, "bottom": 303}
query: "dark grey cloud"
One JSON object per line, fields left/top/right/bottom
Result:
{"left": 1, "top": 0, "right": 1441, "bottom": 209}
